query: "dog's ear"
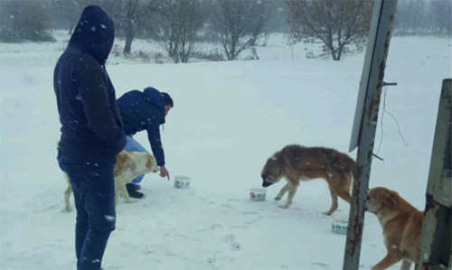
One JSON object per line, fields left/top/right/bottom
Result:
{"left": 383, "top": 191, "right": 398, "bottom": 209}
{"left": 116, "top": 151, "right": 127, "bottom": 162}
{"left": 270, "top": 151, "right": 283, "bottom": 166}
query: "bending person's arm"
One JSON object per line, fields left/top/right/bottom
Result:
{"left": 146, "top": 121, "right": 165, "bottom": 167}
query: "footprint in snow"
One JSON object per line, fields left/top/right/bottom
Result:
{"left": 224, "top": 234, "right": 241, "bottom": 251}
{"left": 311, "top": 261, "right": 329, "bottom": 268}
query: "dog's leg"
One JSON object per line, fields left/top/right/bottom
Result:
{"left": 335, "top": 173, "right": 352, "bottom": 204}
{"left": 116, "top": 177, "right": 131, "bottom": 204}
{"left": 115, "top": 190, "right": 120, "bottom": 206}
{"left": 400, "top": 260, "right": 411, "bottom": 270}
{"left": 280, "top": 183, "right": 297, "bottom": 209}
{"left": 113, "top": 181, "right": 121, "bottom": 205}
{"left": 63, "top": 173, "right": 72, "bottom": 212}
{"left": 121, "top": 184, "right": 131, "bottom": 203}
{"left": 324, "top": 185, "right": 338, "bottom": 215}
{"left": 275, "top": 183, "right": 290, "bottom": 201}
{"left": 371, "top": 251, "right": 403, "bottom": 270}
{"left": 336, "top": 189, "right": 352, "bottom": 204}
{"left": 64, "top": 185, "right": 72, "bottom": 212}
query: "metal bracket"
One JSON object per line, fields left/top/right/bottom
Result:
{"left": 382, "top": 81, "right": 398, "bottom": 86}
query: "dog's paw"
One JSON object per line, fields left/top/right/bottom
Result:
{"left": 124, "top": 198, "right": 132, "bottom": 203}
{"left": 274, "top": 196, "right": 282, "bottom": 201}
{"left": 62, "top": 207, "right": 72, "bottom": 213}
{"left": 126, "top": 200, "right": 138, "bottom": 204}
{"left": 279, "top": 205, "right": 289, "bottom": 209}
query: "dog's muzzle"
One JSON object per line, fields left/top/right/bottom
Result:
{"left": 261, "top": 174, "right": 274, "bottom": 187}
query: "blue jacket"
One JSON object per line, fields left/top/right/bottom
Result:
{"left": 54, "top": 5, "right": 126, "bottom": 161}
{"left": 117, "top": 88, "right": 166, "bottom": 166}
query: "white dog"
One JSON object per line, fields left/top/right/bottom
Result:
{"left": 63, "top": 151, "right": 158, "bottom": 212}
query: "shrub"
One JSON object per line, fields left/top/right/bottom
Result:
{"left": 0, "top": 1, "right": 55, "bottom": 42}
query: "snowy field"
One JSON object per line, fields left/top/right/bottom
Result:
{"left": 0, "top": 31, "right": 451, "bottom": 270}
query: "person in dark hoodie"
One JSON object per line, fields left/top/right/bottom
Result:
{"left": 117, "top": 87, "right": 173, "bottom": 198}
{"left": 53, "top": 5, "right": 125, "bottom": 270}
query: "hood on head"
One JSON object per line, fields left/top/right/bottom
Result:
{"left": 143, "top": 87, "right": 167, "bottom": 123}
{"left": 68, "top": 5, "right": 115, "bottom": 65}
{"left": 143, "top": 87, "right": 165, "bottom": 109}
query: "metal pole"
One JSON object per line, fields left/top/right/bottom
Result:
{"left": 415, "top": 79, "right": 452, "bottom": 270}
{"left": 343, "top": 0, "right": 398, "bottom": 269}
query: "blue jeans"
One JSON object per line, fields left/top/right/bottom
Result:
{"left": 124, "top": 136, "right": 148, "bottom": 184}
{"left": 58, "top": 151, "right": 116, "bottom": 270}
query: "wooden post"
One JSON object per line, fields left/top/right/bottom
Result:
{"left": 416, "top": 79, "right": 452, "bottom": 270}
{"left": 344, "top": 0, "right": 398, "bottom": 269}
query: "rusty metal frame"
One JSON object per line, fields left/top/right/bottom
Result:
{"left": 343, "top": 0, "right": 398, "bottom": 269}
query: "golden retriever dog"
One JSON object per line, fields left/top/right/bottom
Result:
{"left": 64, "top": 151, "right": 158, "bottom": 212}
{"left": 366, "top": 187, "right": 424, "bottom": 270}
{"left": 261, "top": 144, "right": 358, "bottom": 215}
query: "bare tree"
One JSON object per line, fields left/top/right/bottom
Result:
{"left": 286, "top": 0, "right": 372, "bottom": 61}
{"left": 247, "top": 0, "right": 274, "bottom": 46}
{"left": 210, "top": 0, "right": 270, "bottom": 60}
{"left": 122, "top": 0, "right": 139, "bottom": 54}
{"left": 154, "top": 0, "right": 204, "bottom": 63}
{"left": 88, "top": 0, "right": 151, "bottom": 54}
{"left": 120, "top": 0, "right": 157, "bottom": 54}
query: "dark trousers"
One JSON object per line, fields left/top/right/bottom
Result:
{"left": 58, "top": 151, "right": 116, "bottom": 270}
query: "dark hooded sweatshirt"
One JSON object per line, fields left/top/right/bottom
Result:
{"left": 54, "top": 5, "right": 125, "bottom": 162}
{"left": 117, "top": 87, "right": 166, "bottom": 166}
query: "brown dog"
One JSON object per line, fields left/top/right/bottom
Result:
{"left": 64, "top": 151, "right": 158, "bottom": 211}
{"left": 261, "top": 144, "right": 358, "bottom": 215}
{"left": 366, "top": 187, "right": 424, "bottom": 270}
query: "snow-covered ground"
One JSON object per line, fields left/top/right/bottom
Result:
{"left": 0, "top": 31, "right": 451, "bottom": 270}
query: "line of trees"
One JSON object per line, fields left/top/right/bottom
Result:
{"left": 0, "top": 0, "right": 55, "bottom": 42}
{"left": 395, "top": 0, "right": 452, "bottom": 36}
{"left": 0, "top": 0, "right": 451, "bottom": 62}
{"left": 0, "top": 0, "right": 276, "bottom": 62}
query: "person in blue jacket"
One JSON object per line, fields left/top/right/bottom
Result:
{"left": 53, "top": 5, "right": 125, "bottom": 270}
{"left": 117, "top": 87, "right": 173, "bottom": 198}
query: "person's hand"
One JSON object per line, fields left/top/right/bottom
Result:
{"left": 159, "top": 166, "right": 170, "bottom": 180}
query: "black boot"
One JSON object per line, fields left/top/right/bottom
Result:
{"left": 126, "top": 183, "right": 144, "bottom": 199}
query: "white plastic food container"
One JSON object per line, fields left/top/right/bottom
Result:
{"left": 331, "top": 220, "right": 348, "bottom": 235}
{"left": 250, "top": 188, "right": 266, "bottom": 201}
{"left": 174, "top": 175, "right": 190, "bottom": 189}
